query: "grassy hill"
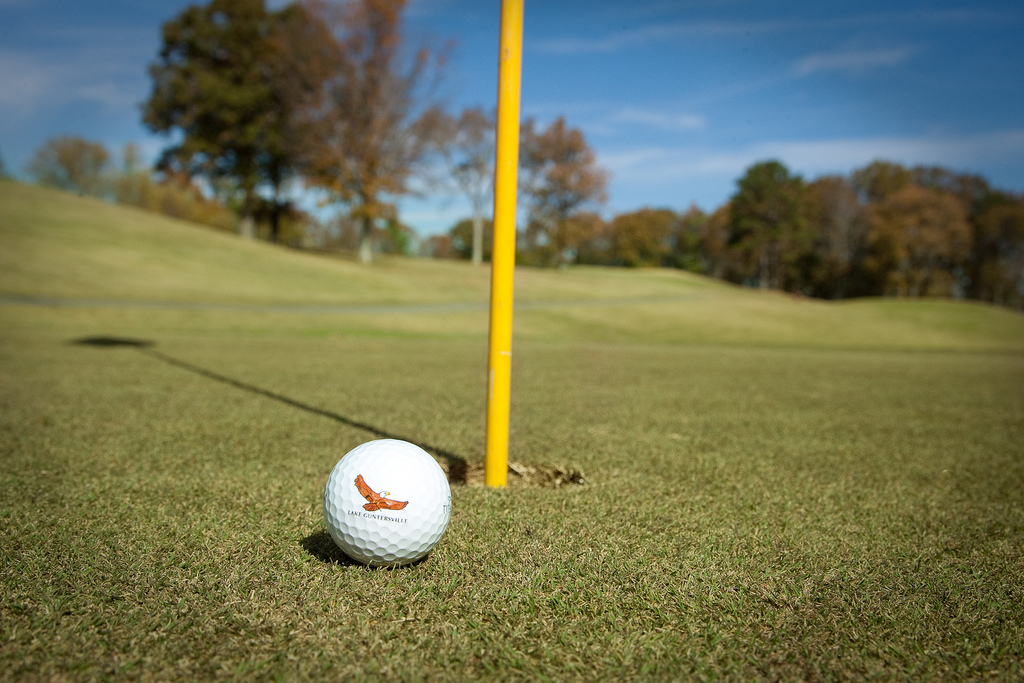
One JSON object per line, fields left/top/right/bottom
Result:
{"left": 2, "top": 179, "right": 1022, "bottom": 351}
{"left": 1, "top": 180, "right": 1022, "bottom": 680}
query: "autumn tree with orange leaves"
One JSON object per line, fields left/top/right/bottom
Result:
{"left": 865, "top": 185, "right": 972, "bottom": 297}
{"left": 518, "top": 117, "right": 608, "bottom": 266}
{"left": 298, "top": 0, "right": 447, "bottom": 263}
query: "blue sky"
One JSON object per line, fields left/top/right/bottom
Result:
{"left": 2, "top": 0, "right": 1022, "bottom": 235}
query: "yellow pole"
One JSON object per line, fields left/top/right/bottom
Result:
{"left": 485, "top": 0, "right": 524, "bottom": 488}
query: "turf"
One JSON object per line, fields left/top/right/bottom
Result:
{"left": 1, "top": 181, "right": 1023, "bottom": 680}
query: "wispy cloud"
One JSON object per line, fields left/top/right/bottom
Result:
{"left": 534, "top": 19, "right": 792, "bottom": 55}
{"left": 794, "top": 47, "right": 915, "bottom": 76}
{"left": 534, "top": 9, "right": 1017, "bottom": 55}
{"left": 609, "top": 107, "right": 705, "bottom": 132}
{"left": 0, "top": 52, "right": 61, "bottom": 112}
{"left": 519, "top": 102, "right": 706, "bottom": 138}
{"left": 601, "top": 130, "right": 1024, "bottom": 182}
{"left": 0, "top": 48, "right": 145, "bottom": 117}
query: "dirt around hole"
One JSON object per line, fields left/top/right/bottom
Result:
{"left": 438, "top": 460, "right": 586, "bottom": 489}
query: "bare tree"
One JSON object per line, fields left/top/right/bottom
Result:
{"left": 803, "top": 176, "right": 870, "bottom": 298}
{"left": 439, "top": 107, "right": 495, "bottom": 265}
{"left": 298, "top": 0, "right": 447, "bottom": 263}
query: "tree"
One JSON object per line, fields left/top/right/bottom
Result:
{"left": 111, "top": 143, "right": 151, "bottom": 207}
{"left": 701, "top": 203, "right": 732, "bottom": 279}
{"left": 865, "top": 186, "right": 971, "bottom": 297}
{"left": 446, "top": 217, "right": 494, "bottom": 261}
{"left": 439, "top": 107, "right": 495, "bottom": 265}
{"left": 298, "top": 0, "right": 447, "bottom": 263}
{"left": 851, "top": 160, "right": 912, "bottom": 204}
{"left": 608, "top": 208, "right": 676, "bottom": 267}
{"left": 802, "top": 176, "right": 870, "bottom": 298}
{"left": 143, "top": 0, "right": 330, "bottom": 241}
{"left": 421, "top": 232, "right": 459, "bottom": 259}
{"left": 519, "top": 117, "right": 608, "bottom": 266}
{"left": 728, "top": 160, "right": 808, "bottom": 290}
{"left": 0, "top": 149, "right": 9, "bottom": 179}
{"left": 670, "top": 205, "right": 706, "bottom": 273}
{"left": 27, "top": 136, "right": 110, "bottom": 196}
{"left": 571, "top": 213, "right": 612, "bottom": 265}
{"left": 910, "top": 165, "right": 991, "bottom": 212}
{"left": 968, "top": 194, "right": 1024, "bottom": 307}
{"left": 328, "top": 210, "right": 410, "bottom": 254}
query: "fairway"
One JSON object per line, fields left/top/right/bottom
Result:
{"left": 2, "top": 181, "right": 1023, "bottom": 680}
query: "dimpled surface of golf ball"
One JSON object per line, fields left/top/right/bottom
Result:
{"left": 323, "top": 439, "right": 451, "bottom": 567}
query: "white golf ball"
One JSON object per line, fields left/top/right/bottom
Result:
{"left": 322, "top": 439, "right": 451, "bottom": 567}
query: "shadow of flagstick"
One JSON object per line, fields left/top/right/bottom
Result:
{"left": 71, "top": 336, "right": 470, "bottom": 483}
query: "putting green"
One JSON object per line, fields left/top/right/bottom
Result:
{"left": 2, "top": 181, "right": 1022, "bottom": 679}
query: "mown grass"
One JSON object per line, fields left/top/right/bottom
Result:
{"left": 4, "top": 179, "right": 1023, "bottom": 353}
{"left": 1, "top": 181, "right": 1023, "bottom": 680}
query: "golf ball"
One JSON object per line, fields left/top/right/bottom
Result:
{"left": 322, "top": 439, "right": 451, "bottom": 567}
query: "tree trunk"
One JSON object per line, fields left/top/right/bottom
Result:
{"left": 759, "top": 248, "right": 769, "bottom": 290}
{"left": 770, "top": 242, "right": 781, "bottom": 290}
{"left": 269, "top": 207, "right": 281, "bottom": 244}
{"left": 239, "top": 193, "right": 255, "bottom": 239}
{"left": 471, "top": 213, "right": 484, "bottom": 266}
{"left": 357, "top": 215, "right": 373, "bottom": 264}
{"left": 269, "top": 193, "right": 283, "bottom": 244}
{"left": 239, "top": 215, "right": 256, "bottom": 240}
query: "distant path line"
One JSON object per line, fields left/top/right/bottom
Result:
{"left": 0, "top": 293, "right": 703, "bottom": 315}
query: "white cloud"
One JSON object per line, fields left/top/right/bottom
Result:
{"left": 74, "top": 82, "right": 141, "bottom": 109}
{"left": 601, "top": 130, "right": 1024, "bottom": 183}
{"left": 534, "top": 9, "right": 1013, "bottom": 56}
{"left": 534, "top": 20, "right": 791, "bottom": 55}
{"left": 520, "top": 103, "right": 706, "bottom": 138}
{"left": 0, "top": 52, "right": 61, "bottom": 112}
{"left": 0, "top": 48, "right": 144, "bottom": 117}
{"left": 609, "top": 107, "right": 705, "bottom": 132}
{"left": 794, "top": 48, "right": 915, "bottom": 76}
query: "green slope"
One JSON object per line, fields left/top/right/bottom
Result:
{"left": 2, "top": 179, "right": 1022, "bottom": 352}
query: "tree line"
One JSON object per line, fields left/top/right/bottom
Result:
{"left": 438, "top": 158, "right": 1019, "bottom": 309}
{"left": 14, "top": 0, "right": 1023, "bottom": 308}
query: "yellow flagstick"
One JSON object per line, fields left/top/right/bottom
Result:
{"left": 485, "top": 0, "right": 524, "bottom": 488}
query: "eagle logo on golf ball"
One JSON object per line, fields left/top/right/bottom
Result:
{"left": 354, "top": 473, "right": 409, "bottom": 511}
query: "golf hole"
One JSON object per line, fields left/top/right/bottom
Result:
{"left": 438, "top": 460, "right": 586, "bottom": 488}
